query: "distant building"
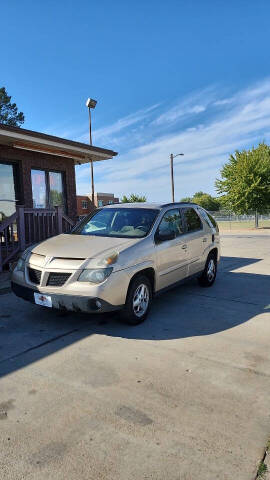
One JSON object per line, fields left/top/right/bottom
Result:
{"left": 77, "top": 192, "right": 119, "bottom": 217}
{"left": 94, "top": 192, "right": 119, "bottom": 208}
{"left": 76, "top": 195, "right": 94, "bottom": 217}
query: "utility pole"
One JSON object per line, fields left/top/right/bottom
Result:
{"left": 170, "top": 153, "right": 175, "bottom": 203}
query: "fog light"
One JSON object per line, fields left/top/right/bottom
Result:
{"left": 96, "top": 300, "right": 102, "bottom": 309}
{"left": 89, "top": 298, "right": 102, "bottom": 311}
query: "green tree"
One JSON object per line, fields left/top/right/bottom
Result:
{"left": 179, "top": 196, "right": 192, "bottom": 203}
{"left": 49, "top": 190, "right": 63, "bottom": 207}
{"left": 180, "top": 192, "right": 221, "bottom": 210}
{"left": 0, "top": 87, "right": 25, "bottom": 126}
{"left": 193, "top": 192, "right": 221, "bottom": 211}
{"left": 192, "top": 191, "right": 205, "bottom": 198}
{"left": 121, "top": 193, "right": 147, "bottom": 203}
{"left": 216, "top": 195, "right": 228, "bottom": 210}
{"left": 216, "top": 143, "right": 270, "bottom": 225}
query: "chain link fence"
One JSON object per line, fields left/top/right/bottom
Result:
{"left": 208, "top": 210, "right": 270, "bottom": 230}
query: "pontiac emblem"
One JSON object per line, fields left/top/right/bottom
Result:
{"left": 44, "top": 256, "right": 54, "bottom": 266}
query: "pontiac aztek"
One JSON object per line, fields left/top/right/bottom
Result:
{"left": 11, "top": 202, "right": 220, "bottom": 324}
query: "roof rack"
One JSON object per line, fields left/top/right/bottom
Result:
{"left": 160, "top": 202, "right": 198, "bottom": 208}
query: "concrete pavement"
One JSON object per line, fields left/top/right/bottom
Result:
{"left": 0, "top": 234, "right": 270, "bottom": 479}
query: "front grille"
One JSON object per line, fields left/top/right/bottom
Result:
{"left": 46, "top": 272, "right": 71, "bottom": 287}
{"left": 28, "top": 268, "right": 42, "bottom": 285}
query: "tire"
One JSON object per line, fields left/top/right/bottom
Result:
{"left": 121, "top": 275, "right": 152, "bottom": 325}
{"left": 198, "top": 252, "right": 217, "bottom": 287}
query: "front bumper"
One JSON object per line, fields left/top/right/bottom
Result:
{"left": 11, "top": 282, "right": 122, "bottom": 314}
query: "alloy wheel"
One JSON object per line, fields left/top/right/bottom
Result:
{"left": 132, "top": 283, "right": 149, "bottom": 317}
{"left": 207, "top": 258, "right": 216, "bottom": 282}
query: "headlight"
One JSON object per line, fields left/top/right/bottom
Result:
{"left": 14, "top": 246, "right": 33, "bottom": 272}
{"left": 16, "top": 257, "right": 25, "bottom": 272}
{"left": 78, "top": 267, "right": 113, "bottom": 283}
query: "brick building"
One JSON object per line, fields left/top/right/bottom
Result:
{"left": 94, "top": 192, "right": 119, "bottom": 207}
{"left": 77, "top": 195, "right": 94, "bottom": 217}
{"left": 77, "top": 192, "right": 119, "bottom": 217}
{"left": 0, "top": 124, "right": 117, "bottom": 222}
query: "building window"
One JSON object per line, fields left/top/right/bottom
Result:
{"left": 82, "top": 200, "right": 88, "bottom": 209}
{"left": 31, "top": 169, "right": 65, "bottom": 210}
{"left": 0, "top": 163, "right": 17, "bottom": 222}
{"left": 108, "top": 200, "right": 113, "bottom": 204}
{"left": 31, "top": 170, "right": 46, "bottom": 208}
{"left": 49, "top": 172, "right": 64, "bottom": 208}
{"left": 98, "top": 200, "right": 103, "bottom": 207}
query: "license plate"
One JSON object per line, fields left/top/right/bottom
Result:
{"left": 34, "top": 292, "right": 52, "bottom": 308}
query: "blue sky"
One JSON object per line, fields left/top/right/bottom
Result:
{"left": 2, "top": 0, "right": 270, "bottom": 201}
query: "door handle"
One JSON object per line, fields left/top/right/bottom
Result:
{"left": 181, "top": 244, "right": 187, "bottom": 249}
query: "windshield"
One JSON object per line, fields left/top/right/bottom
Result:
{"left": 72, "top": 208, "right": 159, "bottom": 238}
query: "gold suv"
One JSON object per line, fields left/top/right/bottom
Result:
{"left": 11, "top": 202, "right": 220, "bottom": 324}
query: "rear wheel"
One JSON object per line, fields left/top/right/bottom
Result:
{"left": 121, "top": 275, "right": 152, "bottom": 325}
{"left": 198, "top": 252, "right": 217, "bottom": 287}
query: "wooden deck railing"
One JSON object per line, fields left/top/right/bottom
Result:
{"left": 0, "top": 206, "right": 75, "bottom": 272}
{"left": 0, "top": 212, "right": 20, "bottom": 272}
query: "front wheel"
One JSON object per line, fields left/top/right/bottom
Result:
{"left": 121, "top": 275, "right": 152, "bottom": 325}
{"left": 198, "top": 253, "right": 217, "bottom": 287}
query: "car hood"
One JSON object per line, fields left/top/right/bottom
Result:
{"left": 31, "top": 234, "right": 140, "bottom": 264}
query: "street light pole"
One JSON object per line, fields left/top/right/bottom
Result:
{"left": 88, "top": 107, "right": 94, "bottom": 204}
{"left": 170, "top": 152, "right": 184, "bottom": 202}
{"left": 88, "top": 105, "right": 93, "bottom": 145}
{"left": 86, "top": 98, "right": 97, "bottom": 205}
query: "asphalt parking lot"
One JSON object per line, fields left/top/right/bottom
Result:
{"left": 1, "top": 234, "right": 270, "bottom": 480}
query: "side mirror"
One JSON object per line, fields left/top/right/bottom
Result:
{"left": 155, "top": 229, "right": 175, "bottom": 243}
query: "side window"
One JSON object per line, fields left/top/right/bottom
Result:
{"left": 181, "top": 207, "right": 202, "bottom": 233}
{"left": 157, "top": 209, "right": 184, "bottom": 239}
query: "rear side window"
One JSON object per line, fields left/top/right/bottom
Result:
{"left": 207, "top": 213, "right": 219, "bottom": 231}
{"left": 198, "top": 208, "right": 219, "bottom": 232}
{"left": 181, "top": 207, "right": 202, "bottom": 232}
{"left": 158, "top": 208, "right": 184, "bottom": 238}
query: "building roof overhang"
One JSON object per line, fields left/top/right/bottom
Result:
{"left": 0, "top": 124, "right": 118, "bottom": 164}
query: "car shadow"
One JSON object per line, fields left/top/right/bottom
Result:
{"left": 0, "top": 255, "right": 269, "bottom": 378}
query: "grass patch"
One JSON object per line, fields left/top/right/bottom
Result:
{"left": 257, "top": 460, "right": 267, "bottom": 479}
{"left": 217, "top": 220, "right": 270, "bottom": 230}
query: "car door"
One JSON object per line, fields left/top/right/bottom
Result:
{"left": 180, "top": 207, "right": 206, "bottom": 276}
{"left": 155, "top": 208, "right": 189, "bottom": 291}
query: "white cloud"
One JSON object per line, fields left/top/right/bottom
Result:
{"left": 74, "top": 78, "right": 270, "bottom": 201}
{"left": 151, "top": 87, "right": 216, "bottom": 126}
{"left": 213, "top": 99, "right": 234, "bottom": 106}
{"left": 76, "top": 103, "right": 160, "bottom": 145}
{"left": 153, "top": 104, "right": 206, "bottom": 125}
